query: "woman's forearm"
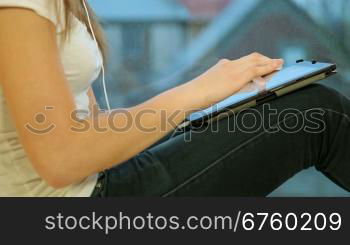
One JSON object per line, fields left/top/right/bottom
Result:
{"left": 45, "top": 82, "right": 201, "bottom": 188}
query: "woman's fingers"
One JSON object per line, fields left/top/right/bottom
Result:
{"left": 247, "top": 60, "right": 283, "bottom": 78}
{"left": 239, "top": 52, "right": 273, "bottom": 63}
{"left": 238, "top": 53, "right": 284, "bottom": 71}
{"left": 238, "top": 59, "right": 283, "bottom": 83}
{"left": 220, "top": 56, "right": 284, "bottom": 89}
{"left": 237, "top": 57, "right": 282, "bottom": 72}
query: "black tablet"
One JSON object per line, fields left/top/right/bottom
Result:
{"left": 183, "top": 60, "right": 337, "bottom": 128}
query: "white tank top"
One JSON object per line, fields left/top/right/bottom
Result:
{"left": 0, "top": 0, "right": 101, "bottom": 196}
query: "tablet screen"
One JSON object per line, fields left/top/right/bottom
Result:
{"left": 188, "top": 61, "right": 335, "bottom": 121}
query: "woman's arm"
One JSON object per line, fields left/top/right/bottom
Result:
{"left": 0, "top": 8, "right": 283, "bottom": 188}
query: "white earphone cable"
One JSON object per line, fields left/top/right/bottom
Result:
{"left": 82, "top": 0, "right": 111, "bottom": 112}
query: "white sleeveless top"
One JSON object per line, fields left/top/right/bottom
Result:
{"left": 0, "top": 0, "right": 101, "bottom": 196}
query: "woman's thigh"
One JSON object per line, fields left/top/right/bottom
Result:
{"left": 100, "top": 84, "right": 350, "bottom": 197}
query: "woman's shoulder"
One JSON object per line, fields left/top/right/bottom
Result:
{"left": 0, "top": 0, "right": 65, "bottom": 29}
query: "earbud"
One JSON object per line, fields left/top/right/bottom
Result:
{"left": 82, "top": 0, "right": 111, "bottom": 111}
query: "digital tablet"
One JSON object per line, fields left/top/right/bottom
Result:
{"left": 182, "top": 60, "right": 337, "bottom": 128}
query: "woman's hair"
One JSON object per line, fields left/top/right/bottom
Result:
{"left": 59, "top": 0, "right": 107, "bottom": 61}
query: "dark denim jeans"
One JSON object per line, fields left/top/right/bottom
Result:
{"left": 91, "top": 84, "right": 350, "bottom": 197}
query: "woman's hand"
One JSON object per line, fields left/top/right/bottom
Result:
{"left": 189, "top": 52, "right": 284, "bottom": 109}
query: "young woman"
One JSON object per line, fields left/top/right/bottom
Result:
{"left": 0, "top": 0, "right": 349, "bottom": 197}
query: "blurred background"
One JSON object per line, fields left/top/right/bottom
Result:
{"left": 89, "top": 0, "right": 350, "bottom": 197}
